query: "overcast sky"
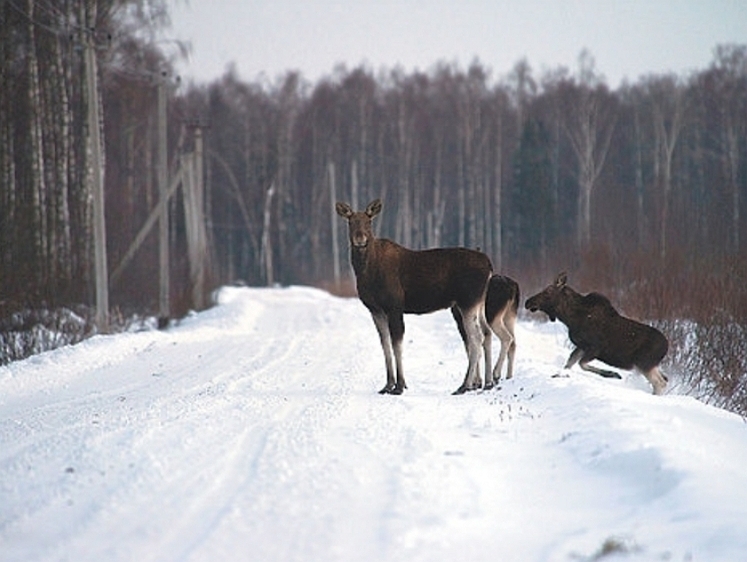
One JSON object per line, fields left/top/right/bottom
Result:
{"left": 164, "top": 0, "right": 747, "bottom": 88}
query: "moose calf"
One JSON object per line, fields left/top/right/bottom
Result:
{"left": 453, "top": 274, "right": 520, "bottom": 389}
{"left": 525, "top": 272, "right": 668, "bottom": 395}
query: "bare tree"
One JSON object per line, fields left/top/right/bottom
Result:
{"left": 643, "top": 74, "right": 688, "bottom": 258}
{"left": 564, "top": 51, "right": 617, "bottom": 247}
{"left": 711, "top": 45, "right": 747, "bottom": 254}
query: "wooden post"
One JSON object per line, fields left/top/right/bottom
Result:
{"left": 182, "top": 126, "right": 207, "bottom": 310}
{"left": 84, "top": 32, "right": 108, "bottom": 332}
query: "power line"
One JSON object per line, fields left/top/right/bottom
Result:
{"left": 6, "top": 0, "right": 176, "bottom": 86}
{"left": 6, "top": 0, "right": 121, "bottom": 49}
{"left": 6, "top": 0, "right": 66, "bottom": 37}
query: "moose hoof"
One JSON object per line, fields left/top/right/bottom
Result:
{"left": 379, "top": 384, "right": 404, "bottom": 395}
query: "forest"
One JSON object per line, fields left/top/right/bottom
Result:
{"left": 1, "top": 1, "right": 746, "bottom": 410}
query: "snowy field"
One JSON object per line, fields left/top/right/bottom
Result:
{"left": 2, "top": 285, "right": 747, "bottom": 562}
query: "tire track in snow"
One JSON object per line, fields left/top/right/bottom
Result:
{"left": 101, "top": 287, "right": 366, "bottom": 561}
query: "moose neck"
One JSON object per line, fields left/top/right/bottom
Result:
{"left": 555, "top": 287, "right": 586, "bottom": 324}
{"left": 350, "top": 240, "right": 377, "bottom": 278}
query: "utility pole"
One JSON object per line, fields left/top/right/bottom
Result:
{"left": 84, "top": 29, "right": 108, "bottom": 332}
{"left": 193, "top": 125, "right": 206, "bottom": 308}
{"left": 183, "top": 123, "right": 207, "bottom": 310}
{"left": 157, "top": 71, "right": 170, "bottom": 322}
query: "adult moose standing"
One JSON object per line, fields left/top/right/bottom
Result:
{"left": 336, "top": 199, "right": 492, "bottom": 395}
{"left": 525, "top": 272, "right": 669, "bottom": 394}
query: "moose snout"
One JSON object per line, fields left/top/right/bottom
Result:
{"left": 352, "top": 233, "right": 368, "bottom": 247}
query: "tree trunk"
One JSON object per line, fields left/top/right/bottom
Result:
{"left": 0, "top": 14, "right": 15, "bottom": 286}
{"left": 565, "top": 88, "right": 616, "bottom": 248}
{"left": 27, "top": 0, "right": 48, "bottom": 293}
{"left": 261, "top": 183, "right": 276, "bottom": 286}
{"left": 51, "top": 29, "right": 72, "bottom": 293}
{"left": 328, "top": 161, "right": 340, "bottom": 285}
{"left": 430, "top": 132, "right": 445, "bottom": 248}
{"left": 633, "top": 106, "right": 646, "bottom": 250}
{"left": 724, "top": 119, "right": 740, "bottom": 253}
{"left": 493, "top": 107, "right": 503, "bottom": 271}
{"left": 650, "top": 78, "right": 686, "bottom": 260}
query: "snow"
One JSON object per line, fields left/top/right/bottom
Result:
{"left": 2, "top": 285, "right": 746, "bottom": 561}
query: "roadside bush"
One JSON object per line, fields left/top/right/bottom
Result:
{"left": 0, "top": 306, "right": 156, "bottom": 367}
{"left": 663, "top": 315, "right": 747, "bottom": 417}
{"left": 0, "top": 306, "right": 93, "bottom": 366}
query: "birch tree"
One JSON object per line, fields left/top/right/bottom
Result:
{"left": 643, "top": 74, "right": 687, "bottom": 259}
{"left": 711, "top": 45, "right": 747, "bottom": 254}
{"left": 564, "top": 51, "right": 617, "bottom": 247}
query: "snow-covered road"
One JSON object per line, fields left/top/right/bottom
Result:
{"left": 2, "top": 286, "right": 746, "bottom": 561}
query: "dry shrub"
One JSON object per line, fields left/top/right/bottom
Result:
{"left": 0, "top": 306, "right": 94, "bottom": 366}
{"left": 663, "top": 315, "right": 747, "bottom": 417}
{"left": 0, "top": 305, "right": 156, "bottom": 367}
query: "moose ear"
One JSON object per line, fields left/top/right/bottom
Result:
{"left": 335, "top": 202, "right": 353, "bottom": 219}
{"left": 555, "top": 272, "right": 568, "bottom": 287}
{"left": 365, "top": 199, "right": 382, "bottom": 218}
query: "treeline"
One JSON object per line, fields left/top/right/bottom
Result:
{"left": 1, "top": 0, "right": 746, "bottom": 325}
{"left": 186, "top": 49, "right": 747, "bottom": 323}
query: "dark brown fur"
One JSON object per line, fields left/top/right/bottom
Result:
{"left": 525, "top": 272, "right": 668, "bottom": 394}
{"left": 336, "top": 199, "right": 492, "bottom": 394}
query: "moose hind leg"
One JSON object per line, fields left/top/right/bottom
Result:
{"left": 643, "top": 367, "right": 667, "bottom": 395}
{"left": 451, "top": 305, "right": 484, "bottom": 391}
{"left": 481, "top": 323, "right": 493, "bottom": 389}
{"left": 453, "top": 304, "right": 485, "bottom": 395}
{"left": 505, "top": 311, "right": 517, "bottom": 380}
{"left": 489, "top": 317, "right": 513, "bottom": 386}
{"left": 372, "top": 312, "right": 397, "bottom": 394}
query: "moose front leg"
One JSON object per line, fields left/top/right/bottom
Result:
{"left": 566, "top": 347, "right": 621, "bottom": 379}
{"left": 372, "top": 312, "right": 397, "bottom": 394}
{"left": 579, "top": 358, "right": 622, "bottom": 379}
{"left": 388, "top": 311, "right": 407, "bottom": 394}
{"left": 564, "top": 347, "right": 584, "bottom": 370}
